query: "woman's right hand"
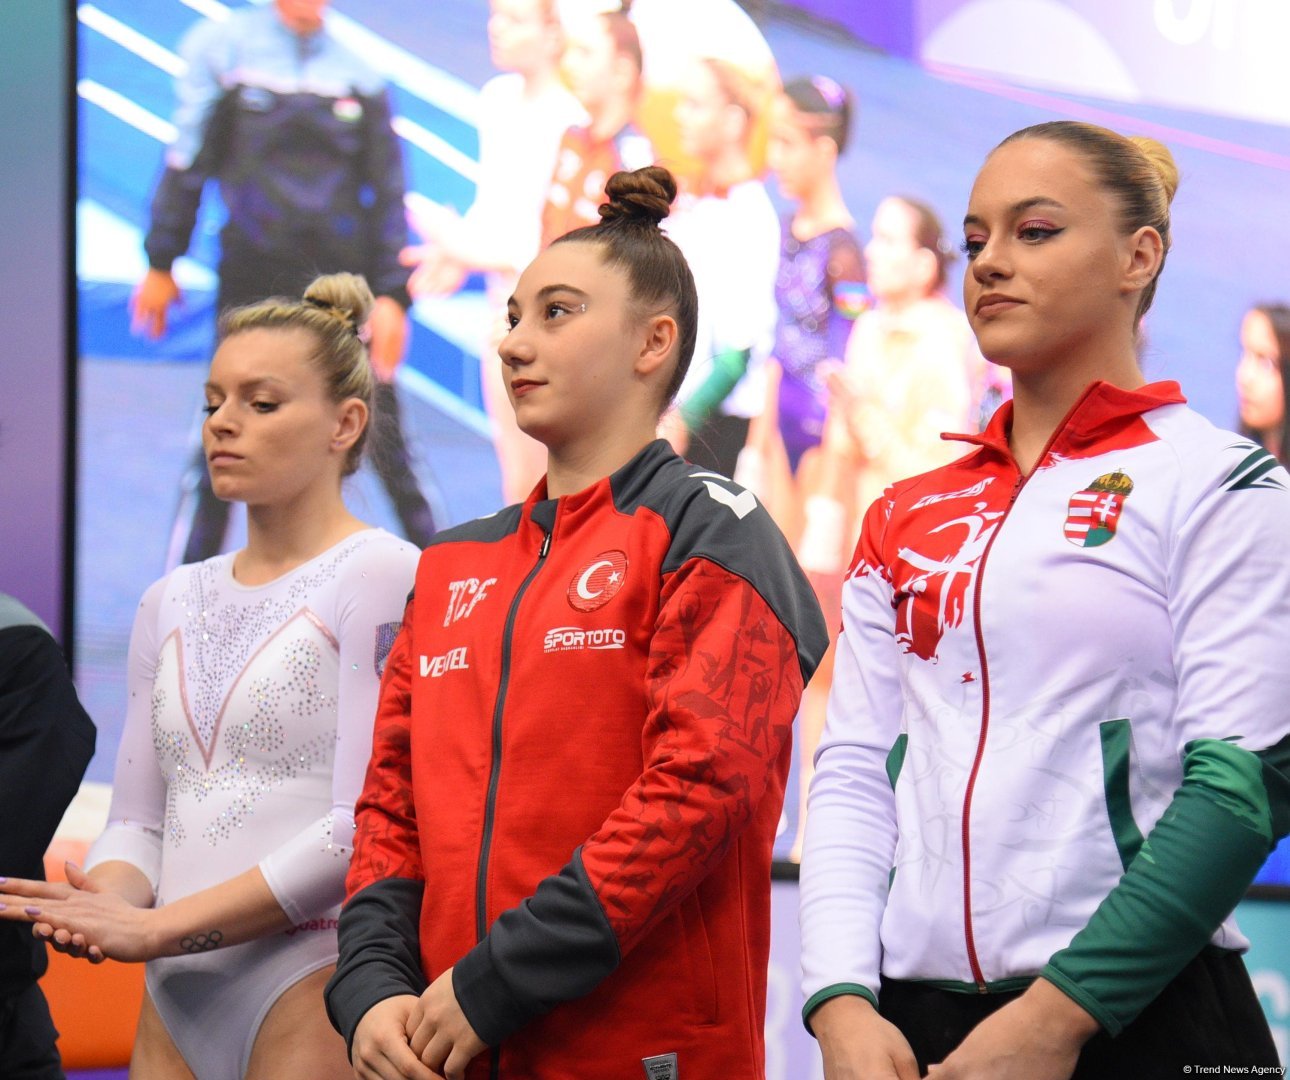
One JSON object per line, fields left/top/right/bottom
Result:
{"left": 38, "top": 862, "right": 107, "bottom": 961}
{"left": 352, "top": 994, "right": 438, "bottom": 1080}
{"left": 130, "top": 268, "right": 181, "bottom": 339}
{"left": 810, "top": 994, "right": 920, "bottom": 1079}
{"left": 0, "top": 863, "right": 159, "bottom": 963}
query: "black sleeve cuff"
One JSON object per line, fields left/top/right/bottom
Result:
{"left": 325, "top": 878, "right": 427, "bottom": 1055}
{"left": 452, "top": 849, "right": 620, "bottom": 1046}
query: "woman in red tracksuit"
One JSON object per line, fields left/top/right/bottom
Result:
{"left": 324, "top": 166, "right": 829, "bottom": 1080}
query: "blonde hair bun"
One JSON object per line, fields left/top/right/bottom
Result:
{"left": 302, "top": 272, "right": 376, "bottom": 337}
{"left": 1128, "top": 135, "right": 1180, "bottom": 206}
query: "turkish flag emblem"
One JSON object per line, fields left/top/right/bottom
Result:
{"left": 567, "top": 550, "right": 629, "bottom": 612}
{"left": 1065, "top": 488, "right": 1127, "bottom": 547}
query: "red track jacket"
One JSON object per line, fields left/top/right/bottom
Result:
{"left": 326, "top": 441, "right": 827, "bottom": 1078}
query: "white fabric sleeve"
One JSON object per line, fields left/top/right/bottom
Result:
{"left": 83, "top": 577, "right": 169, "bottom": 893}
{"left": 799, "top": 497, "right": 905, "bottom": 1016}
{"left": 1166, "top": 442, "right": 1290, "bottom": 756}
{"left": 456, "top": 77, "right": 539, "bottom": 274}
{"left": 165, "top": 18, "right": 230, "bottom": 170}
{"left": 258, "top": 540, "right": 419, "bottom": 924}
{"left": 709, "top": 210, "right": 778, "bottom": 357}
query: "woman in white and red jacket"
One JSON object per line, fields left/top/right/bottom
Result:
{"left": 800, "top": 121, "right": 1289, "bottom": 1079}
{"left": 325, "top": 165, "right": 828, "bottom": 1080}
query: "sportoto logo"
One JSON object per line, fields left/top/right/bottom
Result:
{"left": 567, "top": 550, "right": 628, "bottom": 612}
{"left": 543, "top": 626, "right": 627, "bottom": 653}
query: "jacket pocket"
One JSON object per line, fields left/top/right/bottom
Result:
{"left": 677, "top": 892, "right": 718, "bottom": 1026}
{"left": 1099, "top": 717, "right": 1145, "bottom": 871}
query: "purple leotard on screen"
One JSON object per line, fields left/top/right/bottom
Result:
{"left": 773, "top": 219, "right": 865, "bottom": 470}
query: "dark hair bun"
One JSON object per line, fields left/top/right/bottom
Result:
{"left": 598, "top": 166, "right": 676, "bottom": 228}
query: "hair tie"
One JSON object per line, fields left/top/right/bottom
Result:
{"left": 305, "top": 296, "right": 361, "bottom": 338}
{"left": 810, "top": 75, "right": 846, "bottom": 112}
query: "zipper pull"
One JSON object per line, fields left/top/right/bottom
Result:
{"left": 539, "top": 532, "right": 551, "bottom": 558}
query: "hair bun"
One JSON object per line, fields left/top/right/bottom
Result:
{"left": 302, "top": 272, "right": 375, "bottom": 336}
{"left": 1128, "top": 135, "right": 1180, "bottom": 206}
{"left": 598, "top": 166, "right": 676, "bottom": 228}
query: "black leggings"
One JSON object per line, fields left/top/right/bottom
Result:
{"left": 879, "top": 950, "right": 1279, "bottom": 1078}
{"left": 0, "top": 983, "right": 63, "bottom": 1080}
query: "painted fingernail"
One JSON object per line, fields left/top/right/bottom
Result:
{"left": 25, "top": 907, "right": 40, "bottom": 917}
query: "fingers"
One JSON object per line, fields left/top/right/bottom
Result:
{"left": 399, "top": 244, "right": 429, "bottom": 267}
{"left": 0, "top": 899, "right": 49, "bottom": 923}
{"left": 419, "top": 1029, "right": 454, "bottom": 1077}
{"left": 35, "top": 921, "right": 101, "bottom": 963}
{"left": 407, "top": 1013, "right": 432, "bottom": 1059}
{"left": 440, "top": 1042, "right": 476, "bottom": 1080}
{"left": 357, "top": 1040, "right": 435, "bottom": 1080}
{"left": 354, "top": 1006, "right": 436, "bottom": 1080}
{"left": 129, "top": 299, "right": 161, "bottom": 340}
{"left": 50, "top": 928, "right": 91, "bottom": 960}
{"left": 0, "top": 878, "right": 72, "bottom": 899}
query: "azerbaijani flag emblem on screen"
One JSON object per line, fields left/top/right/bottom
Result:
{"left": 1065, "top": 471, "right": 1133, "bottom": 548}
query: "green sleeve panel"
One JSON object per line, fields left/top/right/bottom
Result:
{"left": 801, "top": 982, "right": 879, "bottom": 1036}
{"left": 1043, "top": 736, "right": 1289, "bottom": 1035}
{"left": 1256, "top": 731, "right": 1290, "bottom": 838}
{"left": 678, "top": 348, "right": 750, "bottom": 432}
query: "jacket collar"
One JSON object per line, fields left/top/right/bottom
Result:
{"left": 519, "top": 440, "right": 676, "bottom": 537}
{"left": 946, "top": 379, "right": 1187, "bottom": 462}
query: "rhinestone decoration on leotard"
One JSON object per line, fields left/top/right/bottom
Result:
{"left": 176, "top": 541, "right": 360, "bottom": 749}
{"left": 150, "top": 537, "right": 367, "bottom": 848}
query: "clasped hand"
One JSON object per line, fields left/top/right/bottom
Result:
{"left": 0, "top": 863, "right": 154, "bottom": 963}
{"left": 352, "top": 969, "right": 485, "bottom": 1080}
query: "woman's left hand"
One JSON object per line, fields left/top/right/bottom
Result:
{"left": 927, "top": 979, "right": 1097, "bottom": 1080}
{"left": 406, "top": 967, "right": 486, "bottom": 1080}
{"left": 0, "top": 863, "right": 158, "bottom": 963}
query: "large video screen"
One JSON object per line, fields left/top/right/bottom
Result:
{"left": 76, "top": 0, "right": 1290, "bottom": 881}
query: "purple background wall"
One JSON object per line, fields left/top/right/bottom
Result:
{"left": 788, "top": 0, "right": 1290, "bottom": 127}
{"left": 0, "top": 2, "right": 72, "bottom": 641}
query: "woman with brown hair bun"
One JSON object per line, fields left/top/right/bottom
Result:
{"left": 801, "top": 121, "right": 1288, "bottom": 1078}
{"left": 326, "top": 166, "right": 827, "bottom": 1080}
{"left": 0, "top": 273, "right": 420, "bottom": 1079}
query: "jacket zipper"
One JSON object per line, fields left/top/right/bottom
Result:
{"left": 960, "top": 390, "right": 1092, "bottom": 990}
{"left": 477, "top": 527, "right": 550, "bottom": 1078}
{"left": 961, "top": 471, "right": 1022, "bottom": 990}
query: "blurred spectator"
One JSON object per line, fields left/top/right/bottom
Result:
{"left": 130, "top": 0, "right": 436, "bottom": 560}
{"left": 747, "top": 75, "right": 865, "bottom": 540}
{"left": 665, "top": 57, "right": 779, "bottom": 477}
{"left": 1236, "top": 303, "right": 1290, "bottom": 464}
{"left": 808, "top": 195, "right": 979, "bottom": 557}
{"left": 540, "top": 7, "right": 654, "bottom": 248}
{"left": 745, "top": 75, "right": 866, "bottom": 861}
{"left": 402, "top": 0, "right": 583, "bottom": 504}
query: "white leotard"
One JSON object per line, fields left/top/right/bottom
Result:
{"left": 86, "top": 528, "right": 419, "bottom": 1079}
